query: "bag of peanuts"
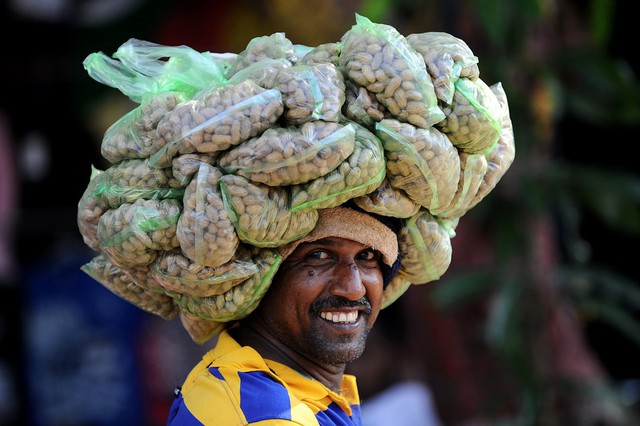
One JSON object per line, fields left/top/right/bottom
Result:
{"left": 354, "top": 176, "right": 420, "bottom": 219}
{"left": 435, "top": 152, "right": 488, "bottom": 219}
{"left": 171, "top": 153, "right": 218, "bottom": 186}
{"left": 398, "top": 209, "right": 456, "bottom": 284}
{"left": 150, "top": 247, "right": 258, "bottom": 298}
{"left": 289, "top": 122, "right": 386, "bottom": 211}
{"left": 274, "top": 62, "right": 346, "bottom": 125}
{"left": 97, "top": 198, "right": 181, "bottom": 269}
{"left": 218, "top": 121, "right": 356, "bottom": 186}
{"left": 92, "top": 158, "right": 184, "bottom": 208}
{"left": 342, "top": 80, "right": 390, "bottom": 130}
{"left": 381, "top": 273, "right": 412, "bottom": 309}
{"left": 226, "top": 58, "right": 291, "bottom": 90}
{"left": 170, "top": 247, "right": 282, "bottom": 322}
{"left": 406, "top": 32, "right": 480, "bottom": 105}
{"left": 436, "top": 77, "right": 503, "bottom": 154}
{"left": 176, "top": 163, "right": 239, "bottom": 267}
{"left": 77, "top": 166, "right": 107, "bottom": 252}
{"left": 227, "top": 32, "right": 296, "bottom": 78}
{"left": 100, "top": 91, "right": 188, "bottom": 164}
{"left": 375, "top": 118, "right": 460, "bottom": 215}
{"left": 150, "top": 80, "right": 284, "bottom": 168}
{"left": 339, "top": 14, "right": 445, "bottom": 129}
{"left": 178, "top": 309, "right": 225, "bottom": 345}
{"left": 81, "top": 254, "right": 179, "bottom": 320}
{"left": 219, "top": 174, "right": 319, "bottom": 247}
{"left": 298, "top": 42, "right": 342, "bottom": 67}
{"left": 467, "top": 82, "right": 516, "bottom": 209}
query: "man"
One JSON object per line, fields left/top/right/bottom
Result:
{"left": 167, "top": 203, "right": 402, "bottom": 425}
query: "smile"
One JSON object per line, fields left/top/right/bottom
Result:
{"left": 320, "top": 311, "right": 358, "bottom": 324}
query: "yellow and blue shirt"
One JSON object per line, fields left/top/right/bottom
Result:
{"left": 167, "top": 330, "right": 363, "bottom": 425}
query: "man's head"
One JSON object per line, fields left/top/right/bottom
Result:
{"left": 243, "top": 204, "right": 401, "bottom": 366}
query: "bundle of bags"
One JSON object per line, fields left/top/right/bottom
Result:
{"left": 78, "top": 14, "right": 515, "bottom": 344}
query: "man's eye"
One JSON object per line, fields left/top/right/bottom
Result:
{"left": 359, "top": 249, "right": 380, "bottom": 261}
{"left": 308, "top": 249, "right": 331, "bottom": 260}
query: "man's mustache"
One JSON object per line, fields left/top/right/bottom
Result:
{"left": 310, "top": 296, "right": 372, "bottom": 316}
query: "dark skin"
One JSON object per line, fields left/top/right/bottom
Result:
{"left": 230, "top": 236, "right": 385, "bottom": 393}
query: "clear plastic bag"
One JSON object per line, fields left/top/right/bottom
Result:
{"left": 407, "top": 32, "right": 479, "bottom": 105}
{"left": 92, "top": 158, "right": 184, "bottom": 209}
{"left": 437, "top": 77, "right": 503, "bottom": 154}
{"left": 97, "top": 199, "right": 181, "bottom": 269}
{"left": 176, "top": 163, "right": 239, "bottom": 267}
{"left": 339, "top": 14, "right": 444, "bottom": 128}
{"left": 290, "top": 122, "right": 386, "bottom": 211}
{"left": 81, "top": 255, "right": 178, "bottom": 320}
{"left": 398, "top": 209, "right": 454, "bottom": 284}
{"left": 218, "top": 121, "right": 355, "bottom": 186}
{"left": 219, "top": 174, "right": 318, "bottom": 247}
{"left": 375, "top": 119, "right": 460, "bottom": 215}
{"left": 274, "top": 62, "right": 346, "bottom": 125}
{"left": 354, "top": 176, "right": 420, "bottom": 219}
{"left": 150, "top": 80, "right": 283, "bottom": 168}
{"left": 171, "top": 248, "right": 282, "bottom": 322}
{"left": 77, "top": 166, "right": 107, "bottom": 252}
{"left": 150, "top": 247, "right": 258, "bottom": 297}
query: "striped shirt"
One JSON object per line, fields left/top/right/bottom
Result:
{"left": 167, "top": 330, "right": 363, "bottom": 425}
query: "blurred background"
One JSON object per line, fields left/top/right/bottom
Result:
{"left": 1, "top": 0, "right": 639, "bottom": 425}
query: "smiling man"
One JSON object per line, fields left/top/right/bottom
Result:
{"left": 167, "top": 204, "right": 402, "bottom": 425}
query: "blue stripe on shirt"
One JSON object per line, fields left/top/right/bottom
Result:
{"left": 315, "top": 401, "right": 361, "bottom": 426}
{"left": 239, "top": 371, "right": 293, "bottom": 423}
{"left": 167, "top": 392, "right": 204, "bottom": 425}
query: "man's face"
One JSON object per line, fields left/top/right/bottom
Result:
{"left": 256, "top": 237, "right": 385, "bottom": 366}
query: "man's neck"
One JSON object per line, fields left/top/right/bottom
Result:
{"left": 230, "top": 319, "right": 347, "bottom": 393}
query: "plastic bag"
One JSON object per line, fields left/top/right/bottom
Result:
{"left": 398, "top": 209, "right": 454, "bottom": 284}
{"left": 437, "top": 77, "right": 503, "bottom": 154}
{"left": 274, "top": 62, "right": 346, "bottom": 125}
{"left": 219, "top": 175, "right": 318, "bottom": 247}
{"left": 354, "top": 176, "right": 420, "bottom": 219}
{"left": 83, "top": 38, "right": 226, "bottom": 102}
{"left": 342, "top": 80, "right": 389, "bottom": 130}
{"left": 227, "top": 33, "right": 296, "bottom": 77}
{"left": 77, "top": 166, "right": 108, "bottom": 252}
{"left": 468, "top": 82, "right": 516, "bottom": 208}
{"left": 290, "top": 122, "right": 386, "bottom": 211}
{"left": 218, "top": 121, "right": 355, "bottom": 186}
{"left": 407, "top": 31, "right": 479, "bottom": 105}
{"left": 339, "top": 14, "right": 444, "bottom": 128}
{"left": 170, "top": 248, "right": 282, "bottom": 322}
{"left": 178, "top": 309, "right": 224, "bottom": 344}
{"left": 92, "top": 158, "right": 184, "bottom": 208}
{"left": 101, "top": 91, "right": 187, "bottom": 164}
{"left": 171, "top": 153, "right": 217, "bottom": 187}
{"left": 150, "top": 247, "right": 258, "bottom": 297}
{"left": 97, "top": 199, "right": 181, "bottom": 269}
{"left": 375, "top": 119, "right": 460, "bottom": 215}
{"left": 436, "top": 152, "right": 488, "bottom": 219}
{"left": 112, "top": 38, "right": 227, "bottom": 96}
{"left": 150, "top": 80, "right": 283, "bottom": 168}
{"left": 298, "top": 42, "right": 342, "bottom": 66}
{"left": 81, "top": 254, "right": 178, "bottom": 320}
{"left": 176, "top": 163, "right": 239, "bottom": 267}
{"left": 380, "top": 273, "right": 412, "bottom": 309}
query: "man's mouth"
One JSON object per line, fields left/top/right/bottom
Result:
{"left": 319, "top": 311, "right": 359, "bottom": 324}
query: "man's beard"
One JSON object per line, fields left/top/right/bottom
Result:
{"left": 302, "top": 320, "right": 371, "bottom": 365}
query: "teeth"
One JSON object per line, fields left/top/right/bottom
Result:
{"left": 320, "top": 311, "right": 358, "bottom": 324}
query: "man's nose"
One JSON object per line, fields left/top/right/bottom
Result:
{"left": 330, "top": 260, "right": 366, "bottom": 300}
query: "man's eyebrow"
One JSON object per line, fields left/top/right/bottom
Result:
{"left": 297, "top": 238, "right": 373, "bottom": 250}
